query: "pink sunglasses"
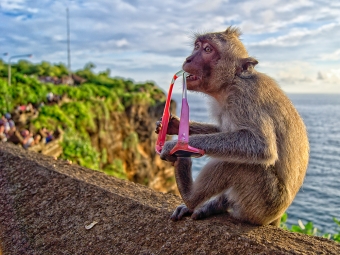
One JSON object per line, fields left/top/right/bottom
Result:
{"left": 155, "top": 70, "right": 205, "bottom": 158}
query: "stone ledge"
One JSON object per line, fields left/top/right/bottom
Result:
{"left": 0, "top": 143, "right": 339, "bottom": 254}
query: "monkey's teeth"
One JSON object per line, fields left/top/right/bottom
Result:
{"left": 187, "top": 75, "right": 200, "bottom": 81}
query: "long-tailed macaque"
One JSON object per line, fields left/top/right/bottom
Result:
{"left": 156, "top": 27, "right": 309, "bottom": 226}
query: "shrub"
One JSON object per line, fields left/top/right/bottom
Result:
{"left": 281, "top": 213, "right": 340, "bottom": 242}
{"left": 61, "top": 130, "right": 100, "bottom": 170}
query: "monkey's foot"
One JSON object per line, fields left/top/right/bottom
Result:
{"left": 191, "top": 208, "right": 211, "bottom": 220}
{"left": 191, "top": 196, "right": 228, "bottom": 220}
{"left": 170, "top": 204, "right": 193, "bottom": 221}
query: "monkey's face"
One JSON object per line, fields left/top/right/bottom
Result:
{"left": 182, "top": 39, "right": 220, "bottom": 94}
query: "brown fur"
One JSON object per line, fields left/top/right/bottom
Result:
{"left": 157, "top": 27, "right": 309, "bottom": 226}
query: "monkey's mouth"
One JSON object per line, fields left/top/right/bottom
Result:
{"left": 186, "top": 74, "right": 201, "bottom": 81}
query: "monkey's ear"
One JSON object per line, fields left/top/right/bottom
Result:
{"left": 237, "top": 57, "right": 258, "bottom": 78}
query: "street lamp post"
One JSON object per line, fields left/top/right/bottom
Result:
{"left": 5, "top": 54, "right": 32, "bottom": 112}
{"left": 8, "top": 54, "right": 33, "bottom": 87}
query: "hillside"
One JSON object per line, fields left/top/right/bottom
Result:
{"left": 0, "top": 60, "right": 177, "bottom": 193}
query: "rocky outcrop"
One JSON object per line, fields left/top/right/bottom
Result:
{"left": 1, "top": 143, "right": 340, "bottom": 255}
{"left": 88, "top": 99, "right": 178, "bottom": 194}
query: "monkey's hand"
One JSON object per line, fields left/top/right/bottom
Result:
{"left": 160, "top": 140, "right": 177, "bottom": 162}
{"left": 155, "top": 115, "right": 180, "bottom": 135}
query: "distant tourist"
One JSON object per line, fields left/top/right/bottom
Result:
{"left": 39, "top": 127, "right": 55, "bottom": 143}
{"left": 21, "top": 129, "right": 34, "bottom": 149}
{"left": 47, "top": 92, "right": 54, "bottom": 103}
{"left": 0, "top": 120, "right": 7, "bottom": 142}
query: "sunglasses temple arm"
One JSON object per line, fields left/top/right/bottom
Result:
{"left": 155, "top": 72, "right": 182, "bottom": 154}
{"left": 177, "top": 73, "right": 190, "bottom": 143}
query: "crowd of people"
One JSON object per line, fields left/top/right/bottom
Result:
{"left": 0, "top": 113, "right": 15, "bottom": 143}
{"left": 0, "top": 91, "right": 65, "bottom": 150}
{"left": 0, "top": 108, "right": 55, "bottom": 149}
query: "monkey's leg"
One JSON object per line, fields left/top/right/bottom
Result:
{"left": 269, "top": 216, "right": 281, "bottom": 227}
{"left": 191, "top": 193, "right": 228, "bottom": 220}
{"left": 174, "top": 158, "right": 229, "bottom": 212}
{"left": 174, "top": 159, "right": 259, "bottom": 222}
{"left": 170, "top": 158, "right": 195, "bottom": 221}
{"left": 174, "top": 158, "right": 226, "bottom": 211}
{"left": 173, "top": 157, "right": 198, "bottom": 209}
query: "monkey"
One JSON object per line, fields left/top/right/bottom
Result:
{"left": 155, "top": 27, "right": 309, "bottom": 226}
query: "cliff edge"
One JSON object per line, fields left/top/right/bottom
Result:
{"left": 0, "top": 143, "right": 339, "bottom": 255}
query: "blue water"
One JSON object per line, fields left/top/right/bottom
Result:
{"left": 172, "top": 93, "right": 340, "bottom": 233}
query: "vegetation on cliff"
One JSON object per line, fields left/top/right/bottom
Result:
{"left": 0, "top": 59, "right": 165, "bottom": 178}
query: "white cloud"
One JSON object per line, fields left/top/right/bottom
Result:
{"left": 0, "top": 0, "right": 26, "bottom": 11}
{"left": 0, "top": 0, "right": 339, "bottom": 93}
{"left": 278, "top": 0, "right": 314, "bottom": 12}
{"left": 249, "top": 23, "right": 338, "bottom": 47}
{"left": 190, "top": 0, "right": 223, "bottom": 12}
{"left": 116, "top": 39, "right": 129, "bottom": 48}
{"left": 317, "top": 69, "right": 340, "bottom": 84}
{"left": 319, "top": 49, "right": 340, "bottom": 61}
{"left": 255, "top": 60, "right": 340, "bottom": 93}
{"left": 116, "top": 0, "right": 137, "bottom": 12}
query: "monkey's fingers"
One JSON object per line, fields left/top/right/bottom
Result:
{"left": 155, "top": 121, "right": 162, "bottom": 134}
{"left": 170, "top": 204, "right": 192, "bottom": 221}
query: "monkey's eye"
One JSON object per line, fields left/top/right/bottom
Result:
{"left": 194, "top": 43, "right": 200, "bottom": 50}
{"left": 204, "top": 46, "right": 212, "bottom": 53}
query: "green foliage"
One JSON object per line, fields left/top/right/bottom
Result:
{"left": 0, "top": 79, "right": 10, "bottom": 114}
{"left": 332, "top": 218, "right": 340, "bottom": 242}
{"left": 280, "top": 212, "right": 288, "bottom": 230}
{"left": 0, "top": 63, "right": 160, "bottom": 114}
{"left": 74, "top": 62, "right": 96, "bottom": 81}
{"left": 0, "top": 59, "right": 8, "bottom": 77}
{"left": 134, "top": 82, "right": 165, "bottom": 102}
{"left": 123, "top": 132, "right": 140, "bottom": 160}
{"left": 90, "top": 99, "right": 110, "bottom": 121}
{"left": 61, "top": 130, "right": 100, "bottom": 170}
{"left": 101, "top": 148, "right": 108, "bottom": 165}
{"left": 16, "top": 60, "right": 34, "bottom": 75}
{"left": 290, "top": 220, "right": 319, "bottom": 236}
{"left": 61, "top": 101, "right": 96, "bottom": 133}
{"left": 0, "top": 59, "right": 165, "bottom": 181}
{"left": 32, "top": 104, "right": 74, "bottom": 130}
{"left": 123, "top": 132, "right": 139, "bottom": 151}
{"left": 11, "top": 74, "right": 48, "bottom": 105}
{"left": 0, "top": 60, "right": 69, "bottom": 78}
{"left": 281, "top": 213, "right": 340, "bottom": 243}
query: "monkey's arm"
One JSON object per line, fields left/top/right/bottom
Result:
{"left": 186, "top": 100, "right": 278, "bottom": 166}
{"left": 155, "top": 115, "right": 220, "bottom": 135}
{"left": 189, "top": 121, "right": 220, "bottom": 135}
{"left": 161, "top": 123, "right": 278, "bottom": 166}
{"left": 188, "top": 128, "right": 277, "bottom": 165}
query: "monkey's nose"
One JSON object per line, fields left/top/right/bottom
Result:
{"left": 185, "top": 55, "right": 193, "bottom": 63}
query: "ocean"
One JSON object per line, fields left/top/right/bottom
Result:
{"left": 171, "top": 92, "right": 340, "bottom": 233}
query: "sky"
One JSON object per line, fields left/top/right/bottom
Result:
{"left": 1, "top": 0, "right": 340, "bottom": 94}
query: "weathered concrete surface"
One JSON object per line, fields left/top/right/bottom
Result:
{"left": 0, "top": 143, "right": 339, "bottom": 255}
